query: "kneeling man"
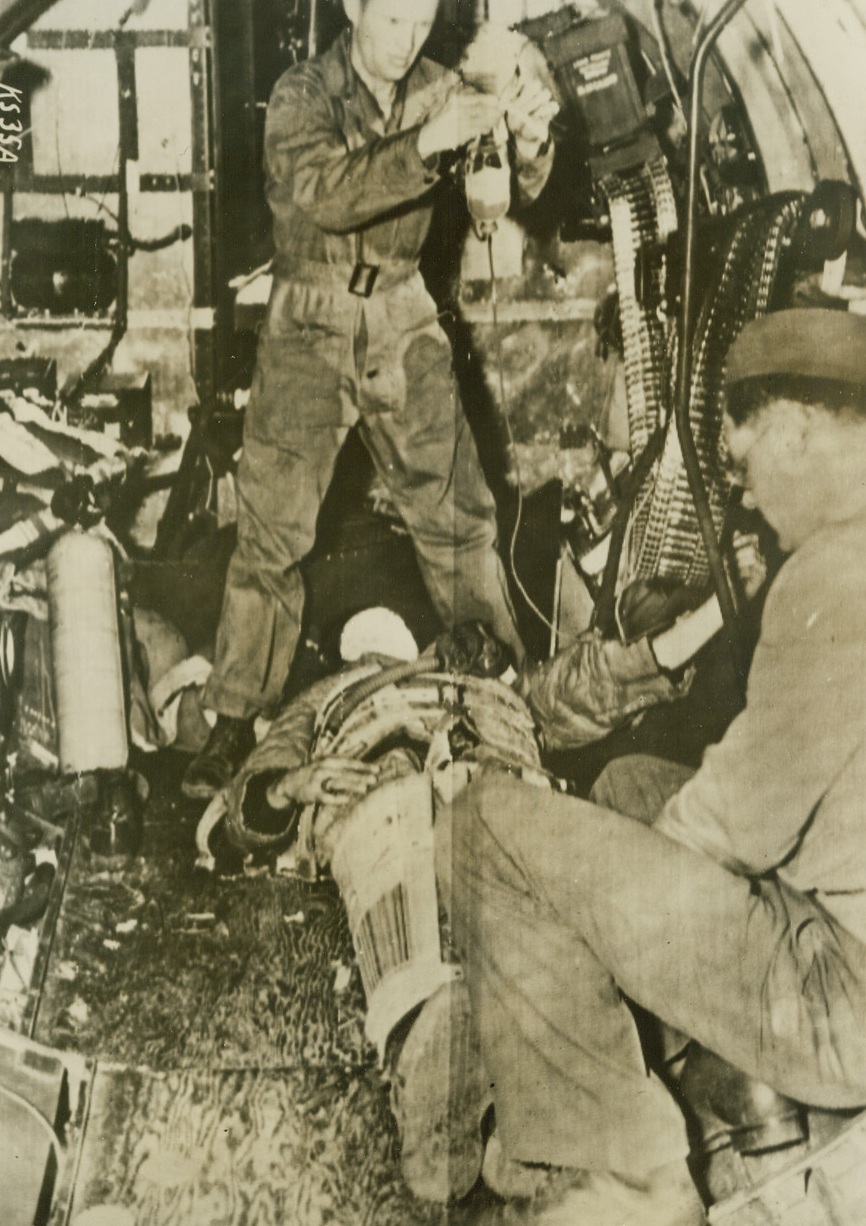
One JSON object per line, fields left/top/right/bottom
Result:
{"left": 435, "top": 309, "right": 866, "bottom": 1224}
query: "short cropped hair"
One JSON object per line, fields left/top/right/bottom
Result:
{"left": 725, "top": 374, "right": 866, "bottom": 426}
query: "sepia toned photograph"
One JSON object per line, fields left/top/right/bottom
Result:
{"left": 1, "top": 1, "right": 866, "bottom": 1223}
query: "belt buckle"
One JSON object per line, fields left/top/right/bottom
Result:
{"left": 349, "top": 261, "right": 380, "bottom": 298}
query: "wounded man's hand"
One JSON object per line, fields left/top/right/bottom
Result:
{"left": 265, "top": 757, "right": 380, "bottom": 810}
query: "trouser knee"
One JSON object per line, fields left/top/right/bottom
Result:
{"left": 591, "top": 755, "right": 694, "bottom": 826}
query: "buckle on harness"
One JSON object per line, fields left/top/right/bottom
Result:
{"left": 349, "top": 261, "right": 380, "bottom": 298}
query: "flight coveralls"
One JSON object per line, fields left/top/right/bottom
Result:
{"left": 205, "top": 30, "right": 553, "bottom": 720}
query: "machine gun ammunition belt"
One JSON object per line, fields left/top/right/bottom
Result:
{"left": 603, "top": 157, "right": 677, "bottom": 461}
{"left": 636, "top": 194, "right": 805, "bottom": 587}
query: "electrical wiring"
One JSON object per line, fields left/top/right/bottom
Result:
{"left": 78, "top": 193, "right": 121, "bottom": 225}
{"left": 72, "top": 193, "right": 193, "bottom": 252}
{"left": 92, "top": 142, "right": 120, "bottom": 233}
{"left": 485, "top": 233, "right": 557, "bottom": 638}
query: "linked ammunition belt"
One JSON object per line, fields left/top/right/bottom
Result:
{"left": 636, "top": 194, "right": 805, "bottom": 587}
{"left": 604, "top": 158, "right": 805, "bottom": 589}
{"left": 603, "top": 157, "right": 678, "bottom": 455}
{"left": 601, "top": 158, "right": 678, "bottom": 574}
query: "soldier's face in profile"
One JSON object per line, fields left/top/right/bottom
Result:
{"left": 349, "top": 0, "right": 439, "bottom": 86}
{"left": 724, "top": 401, "right": 821, "bottom": 552}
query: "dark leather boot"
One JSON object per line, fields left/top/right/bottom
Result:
{"left": 679, "top": 1044, "right": 807, "bottom": 1156}
{"left": 181, "top": 715, "right": 256, "bottom": 800}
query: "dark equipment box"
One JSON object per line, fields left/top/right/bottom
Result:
{"left": 68, "top": 371, "right": 153, "bottom": 450}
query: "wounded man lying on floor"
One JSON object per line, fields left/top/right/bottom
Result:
{"left": 219, "top": 581, "right": 738, "bottom": 866}
{"left": 209, "top": 523, "right": 764, "bottom": 1205}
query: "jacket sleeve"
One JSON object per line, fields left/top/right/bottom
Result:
{"left": 264, "top": 70, "right": 442, "bottom": 233}
{"left": 513, "top": 138, "right": 554, "bottom": 205}
{"left": 655, "top": 540, "right": 866, "bottom": 875}
{"left": 511, "top": 39, "right": 556, "bottom": 205}
{"left": 223, "top": 674, "right": 335, "bottom": 847}
{"left": 517, "top": 631, "right": 691, "bottom": 751}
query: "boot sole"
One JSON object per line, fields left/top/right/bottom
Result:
{"left": 390, "top": 976, "right": 493, "bottom": 1202}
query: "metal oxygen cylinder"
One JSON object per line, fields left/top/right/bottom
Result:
{"left": 47, "top": 530, "right": 128, "bottom": 774}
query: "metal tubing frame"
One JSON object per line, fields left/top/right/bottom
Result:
{"left": 308, "top": 0, "right": 318, "bottom": 57}
{"left": 188, "top": 0, "right": 218, "bottom": 410}
{"left": 675, "top": 0, "right": 750, "bottom": 679}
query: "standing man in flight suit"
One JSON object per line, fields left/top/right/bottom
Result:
{"left": 183, "top": 0, "right": 557, "bottom": 798}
